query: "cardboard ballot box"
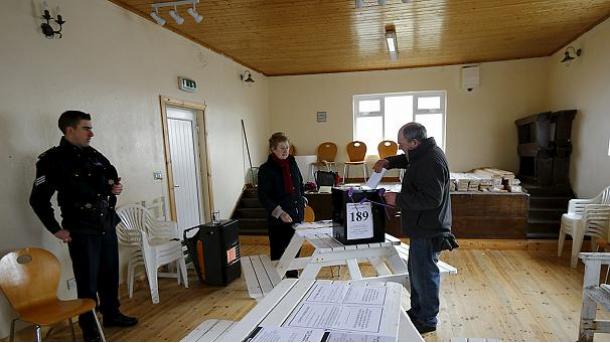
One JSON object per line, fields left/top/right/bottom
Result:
{"left": 183, "top": 219, "right": 241, "bottom": 286}
{"left": 332, "top": 187, "right": 386, "bottom": 245}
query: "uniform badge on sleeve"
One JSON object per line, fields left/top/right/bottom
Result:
{"left": 34, "top": 175, "right": 46, "bottom": 187}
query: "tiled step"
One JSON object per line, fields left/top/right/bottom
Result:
{"left": 522, "top": 184, "right": 574, "bottom": 197}
{"left": 241, "top": 198, "right": 263, "bottom": 208}
{"left": 235, "top": 208, "right": 267, "bottom": 218}
{"left": 528, "top": 207, "right": 565, "bottom": 221}
{"left": 526, "top": 219, "right": 560, "bottom": 238}
{"left": 242, "top": 188, "right": 258, "bottom": 198}
{"left": 529, "top": 196, "right": 570, "bottom": 209}
{"left": 238, "top": 218, "right": 268, "bottom": 235}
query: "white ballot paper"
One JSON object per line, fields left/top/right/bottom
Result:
{"left": 364, "top": 168, "right": 387, "bottom": 189}
{"left": 293, "top": 220, "right": 334, "bottom": 230}
{"left": 342, "top": 285, "right": 386, "bottom": 306}
{"left": 248, "top": 326, "right": 325, "bottom": 342}
{"left": 324, "top": 332, "right": 394, "bottom": 342}
{"left": 306, "top": 283, "right": 350, "bottom": 303}
{"left": 346, "top": 202, "right": 374, "bottom": 240}
{"left": 284, "top": 283, "right": 387, "bottom": 334}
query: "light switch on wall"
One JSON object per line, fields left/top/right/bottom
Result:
{"left": 67, "top": 278, "right": 77, "bottom": 290}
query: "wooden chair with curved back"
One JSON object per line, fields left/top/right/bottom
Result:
{"left": 343, "top": 141, "right": 368, "bottom": 182}
{"left": 309, "top": 142, "right": 338, "bottom": 181}
{"left": 378, "top": 140, "right": 398, "bottom": 159}
{"left": 0, "top": 247, "right": 105, "bottom": 341}
{"left": 289, "top": 144, "right": 296, "bottom": 156}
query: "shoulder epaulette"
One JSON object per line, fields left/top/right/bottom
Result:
{"left": 38, "top": 146, "right": 60, "bottom": 160}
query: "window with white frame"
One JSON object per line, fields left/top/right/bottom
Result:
{"left": 353, "top": 91, "right": 446, "bottom": 155}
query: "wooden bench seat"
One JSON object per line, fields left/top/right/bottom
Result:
{"left": 396, "top": 243, "right": 458, "bottom": 276}
{"left": 241, "top": 255, "right": 282, "bottom": 300}
{"left": 181, "top": 319, "right": 236, "bottom": 342}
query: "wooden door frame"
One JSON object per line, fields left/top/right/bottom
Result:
{"left": 159, "top": 95, "right": 214, "bottom": 223}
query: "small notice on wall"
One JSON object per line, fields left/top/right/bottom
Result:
{"left": 346, "top": 202, "right": 374, "bottom": 240}
{"left": 316, "top": 111, "right": 327, "bottom": 123}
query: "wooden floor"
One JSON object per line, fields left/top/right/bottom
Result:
{"left": 11, "top": 238, "right": 610, "bottom": 342}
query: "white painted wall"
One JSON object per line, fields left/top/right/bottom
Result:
{"left": 269, "top": 58, "right": 550, "bottom": 175}
{"left": 0, "top": 0, "right": 269, "bottom": 337}
{"left": 548, "top": 17, "right": 610, "bottom": 198}
{"left": 1, "top": 0, "right": 609, "bottom": 338}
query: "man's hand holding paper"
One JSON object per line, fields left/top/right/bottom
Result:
{"left": 373, "top": 159, "right": 389, "bottom": 173}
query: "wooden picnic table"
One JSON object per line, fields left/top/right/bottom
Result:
{"left": 278, "top": 221, "right": 409, "bottom": 285}
{"left": 282, "top": 221, "right": 456, "bottom": 282}
{"left": 241, "top": 220, "right": 457, "bottom": 299}
{"left": 218, "top": 279, "right": 424, "bottom": 342}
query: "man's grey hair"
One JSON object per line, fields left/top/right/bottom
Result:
{"left": 402, "top": 122, "right": 427, "bottom": 141}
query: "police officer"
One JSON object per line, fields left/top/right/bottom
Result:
{"left": 30, "top": 110, "right": 137, "bottom": 341}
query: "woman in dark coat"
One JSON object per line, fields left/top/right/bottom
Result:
{"left": 257, "top": 133, "right": 305, "bottom": 276}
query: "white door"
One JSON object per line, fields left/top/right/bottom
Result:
{"left": 166, "top": 106, "right": 203, "bottom": 233}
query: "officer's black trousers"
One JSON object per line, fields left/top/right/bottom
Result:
{"left": 68, "top": 229, "right": 120, "bottom": 332}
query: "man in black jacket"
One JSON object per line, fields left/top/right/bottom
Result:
{"left": 30, "top": 111, "right": 137, "bottom": 341}
{"left": 374, "top": 122, "right": 452, "bottom": 334}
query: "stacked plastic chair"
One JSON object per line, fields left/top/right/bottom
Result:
{"left": 116, "top": 204, "right": 188, "bottom": 303}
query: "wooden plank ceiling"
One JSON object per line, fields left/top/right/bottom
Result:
{"left": 109, "top": 0, "right": 610, "bottom": 76}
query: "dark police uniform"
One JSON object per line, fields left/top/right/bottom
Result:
{"left": 30, "top": 137, "right": 121, "bottom": 333}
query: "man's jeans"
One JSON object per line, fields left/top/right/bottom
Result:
{"left": 407, "top": 237, "right": 441, "bottom": 327}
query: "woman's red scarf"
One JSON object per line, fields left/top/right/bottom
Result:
{"left": 271, "top": 154, "right": 294, "bottom": 194}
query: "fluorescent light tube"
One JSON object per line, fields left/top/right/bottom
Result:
{"left": 385, "top": 29, "right": 398, "bottom": 60}
{"left": 386, "top": 36, "right": 396, "bottom": 52}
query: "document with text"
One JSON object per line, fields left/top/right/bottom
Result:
{"left": 284, "top": 283, "right": 387, "bottom": 334}
{"left": 324, "top": 331, "right": 394, "bottom": 342}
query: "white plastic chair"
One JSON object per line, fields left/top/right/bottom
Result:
{"left": 115, "top": 221, "right": 143, "bottom": 299}
{"left": 116, "top": 204, "right": 188, "bottom": 304}
{"left": 558, "top": 186, "right": 610, "bottom": 268}
{"left": 578, "top": 252, "right": 610, "bottom": 341}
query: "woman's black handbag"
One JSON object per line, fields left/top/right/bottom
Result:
{"left": 315, "top": 170, "right": 337, "bottom": 188}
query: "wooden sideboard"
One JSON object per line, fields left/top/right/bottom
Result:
{"left": 305, "top": 191, "right": 529, "bottom": 239}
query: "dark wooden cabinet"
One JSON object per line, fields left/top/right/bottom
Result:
{"left": 515, "top": 110, "right": 576, "bottom": 237}
{"left": 450, "top": 192, "right": 528, "bottom": 238}
{"left": 515, "top": 110, "right": 576, "bottom": 188}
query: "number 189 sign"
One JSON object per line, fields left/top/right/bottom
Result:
{"left": 346, "top": 202, "right": 374, "bottom": 240}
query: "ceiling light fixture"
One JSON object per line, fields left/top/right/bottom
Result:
{"left": 150, "top": 0, "right": 201, "bottom": 26}
{"left": 356, "top": 0, "right": 409, "bottom": 9}
{"left": 385, "top": 27, "right": 399, "bottom": 61}
{"left": 187, "top": 5, "right": 203, "bottom": 23}
{"left": 240, "top": 70, "right": 255, "bottom": 84}
{"left": 150, "top": 7, "right": 166, "bottom": 25}
{"left": 560, "top": 46, "right": 582, "bottom": 64}
{"left": 169, "top": 5, "right": 184, "bottom": 24}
